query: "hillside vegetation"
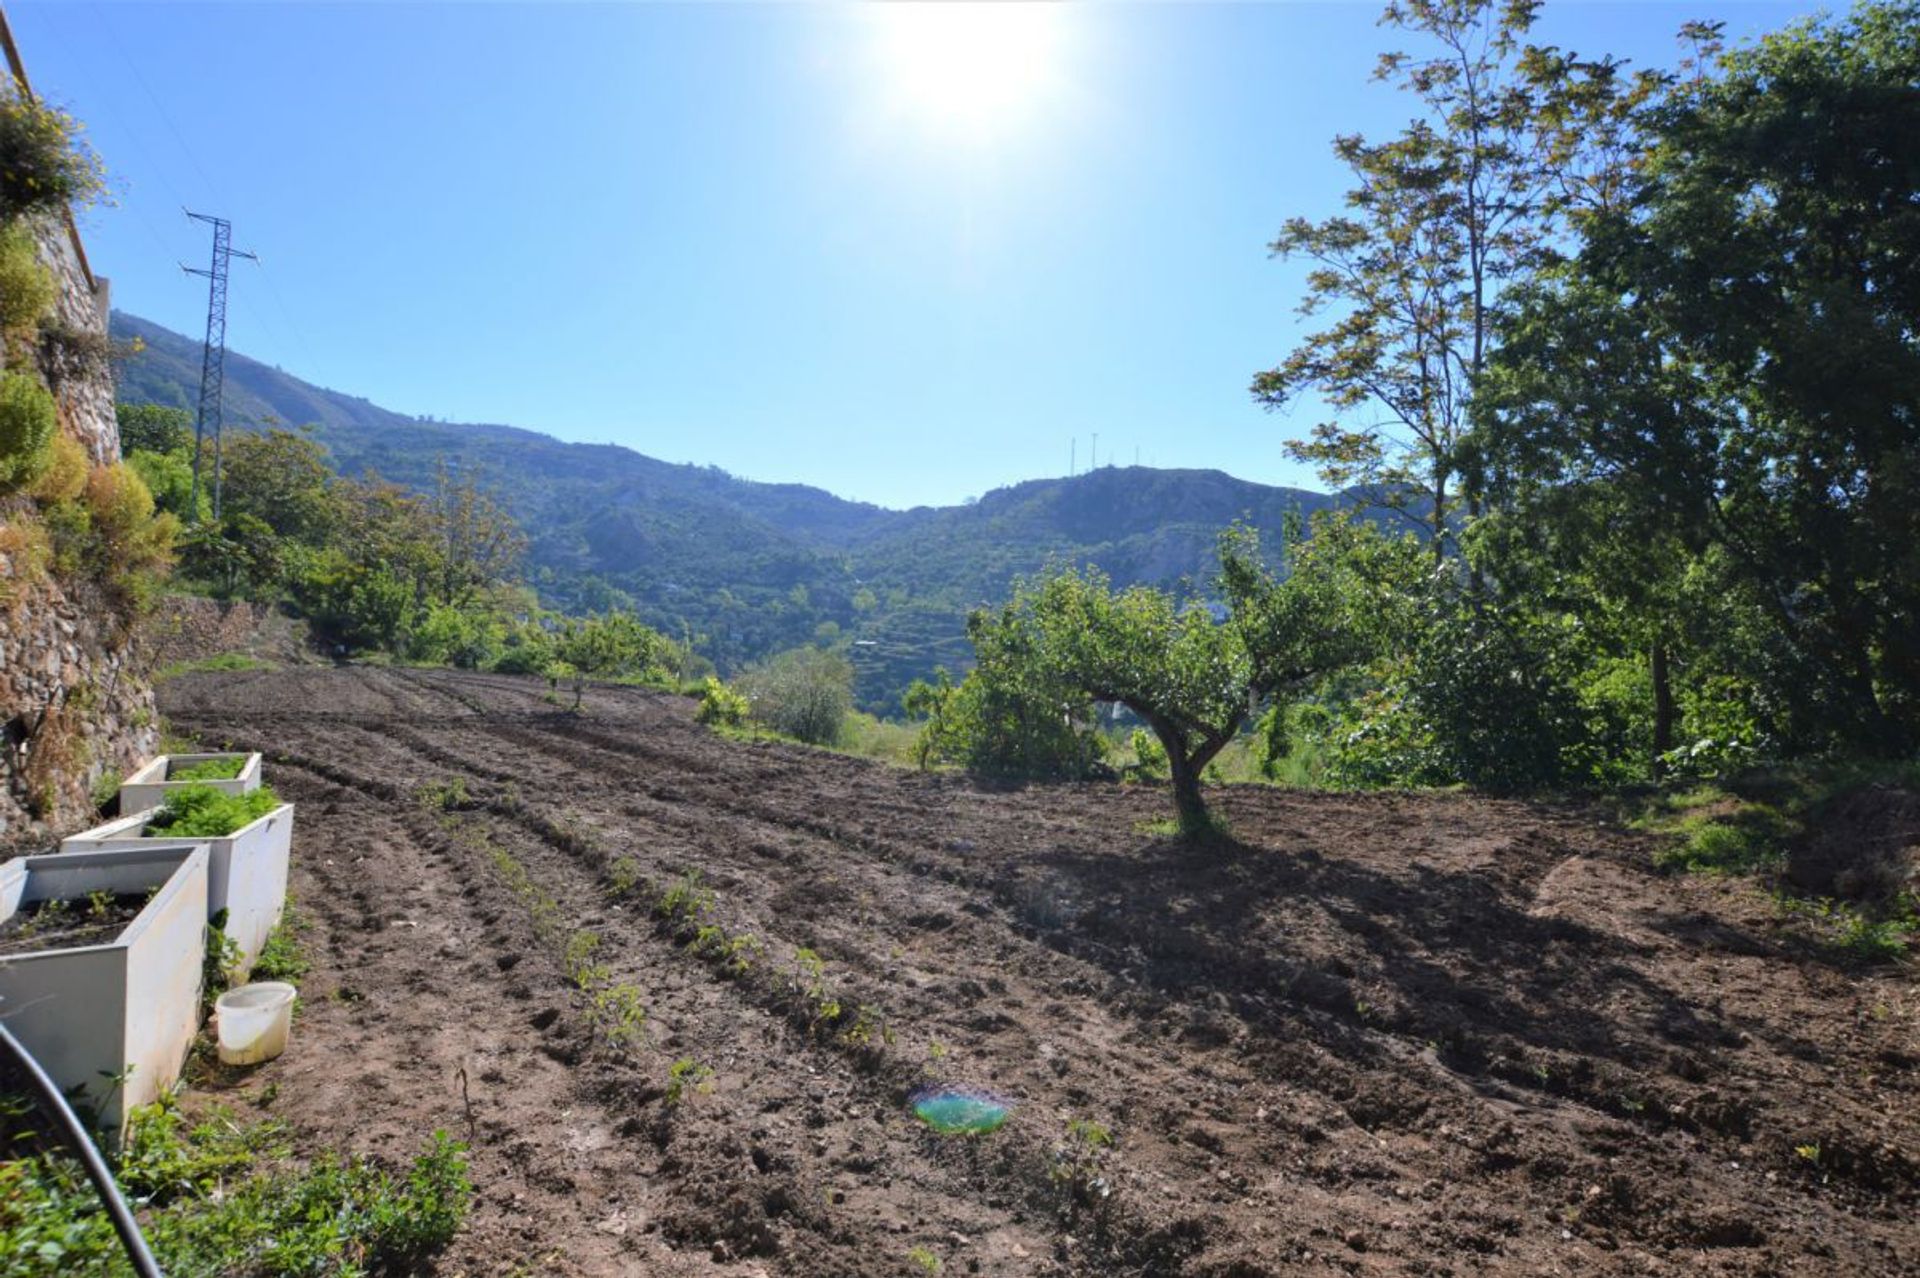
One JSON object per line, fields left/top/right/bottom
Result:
{"left": 114, "top": 312, "right": 1347, "bottom": 704}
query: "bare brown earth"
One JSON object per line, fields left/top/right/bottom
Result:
{"left": 158, "top": 666, "right": 1919, "bottom": 1277}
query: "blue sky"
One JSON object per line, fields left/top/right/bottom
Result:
{"left": 14, "top": 1, "right": 1803, "bottom": 510}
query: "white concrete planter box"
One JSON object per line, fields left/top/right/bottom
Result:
{"left": 61, "top": 802, "right": 294, "bottom": 979}
{"left": 0, "top": 845, "right": 209, "bottom": 1134}
{"left": 117, "top": 752, "right": 263, "bottom": 815}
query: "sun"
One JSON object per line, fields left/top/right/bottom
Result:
{"left": 866, "top": 2, "right": 1066, "bottom": 143}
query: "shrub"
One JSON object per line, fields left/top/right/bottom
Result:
{"left": 407, "top": 602, "right": 502, "bottom": 669}
{"left": 737, "top": 647, "right": 853, "bottom": 745}
{"left": 1126, "top": 727, "right": 1168, "bottom": 780}
{"left": 0, "top": 93, "right": 108, "bottom": 222}
{"left": 29, "top": 432, "right": 86, "bottom": 503}
{"left": 695, "top": 675, "right": 749, "bottom": 727}
{"left": 917, "top": 661, "right": 1107, "bottom": 781}
{"left": 0, "top": 223, "right": 56, "bottom": 360}
{"left": 81, "top": 460, "right": 178, "bottom": 608}
{"left": 0, "top": 369, "right": 56, "bottom": 491}
{"left": 146, "top": 783, "right": 281, "bottom": 837}
{"left": 0, "top": 516, "right": 51, "bottom": 606}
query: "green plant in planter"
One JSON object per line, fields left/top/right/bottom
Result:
{"left": 168, "top": 756, "right": 247, "bottom": 783}
{"left": 146, "top": 784, "right": 282, "bottom": 838}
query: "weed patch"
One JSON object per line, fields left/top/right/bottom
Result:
{"left": 0, "top": 1097, "right": 469, "bottom": 1276}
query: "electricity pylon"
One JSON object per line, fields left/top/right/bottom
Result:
{"left": 183, "top": 211, "right": 255, "bottom": 522}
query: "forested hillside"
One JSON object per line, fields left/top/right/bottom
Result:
{"left": 113, "top": 312, "right": 1342, "bottom": 703}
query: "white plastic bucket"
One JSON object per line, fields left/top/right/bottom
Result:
{"left": 214, "top": 981, "right": 297, "bottom": 1065}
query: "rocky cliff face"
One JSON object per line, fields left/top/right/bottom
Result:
{"left": 0, "top": 210, "right": 156, "bottom": 851}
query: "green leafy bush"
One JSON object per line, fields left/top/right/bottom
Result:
{"left": 0, "top": 93, "right": 108, "bottom": 221}
{"left": 737, "top": 647, "right": 853, "bottom": 745}
{"left": 0, "top": 224, "right": 55, "bottom": 360}
{"left": 146, "top": 784, "right": 282, "bottom": 837}
{"left": 695, "top": 675, "right": 749, "bottom": 727}
{"left": 0, "top": 370, "right": 56, "bottom": 492}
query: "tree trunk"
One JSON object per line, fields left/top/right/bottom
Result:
{"left": 1167, "top": 747, "right": 1210, "bottom": 836}
{"left": 1650, "top": 636, "right": 1674, "bottom": 779}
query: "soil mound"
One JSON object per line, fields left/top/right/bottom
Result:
{"left": 1790, "top": 783, "right": 1920, "bottom": 904}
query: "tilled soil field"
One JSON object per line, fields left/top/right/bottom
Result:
{"left": 159, "top": 666, "right": 1917, "bottom": 1277}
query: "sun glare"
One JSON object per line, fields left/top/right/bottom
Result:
{"left": 867, "top": 2, "right": 1065, "bottom": 143}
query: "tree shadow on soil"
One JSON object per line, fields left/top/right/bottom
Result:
{"left": 1021, "top": 829, "right": 1824, "bottom": 1089}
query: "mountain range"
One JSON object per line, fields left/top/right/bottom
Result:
{"left": 112, "top": 312, "right": 1352, "bottom": 708}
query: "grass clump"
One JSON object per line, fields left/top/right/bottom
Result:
{"left": 146, "top": 784, "right": 282, "bottom": 838}
{"left": 0, "top": 1098, "right": 470, "bottom": 1276}
{"left": 168, "top": 756, "right": 247, "bottom": 783}
{"left": 156, "top": 653, "right": 276, "bottom": 680}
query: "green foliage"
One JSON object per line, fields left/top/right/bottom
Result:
{"left": 0, "top": 224, "right": 55, "bottom": 361}
{"left": 736, "top": 646, "right": 853, "bottom": 745}
{"left": 947, "top": 517, "right": 1419, "bottom": 829}
{"left": 664, "top": 1058, "right": 713, "bottom": 1107}
{"left": 1252, "top": 0, "right": 1658, "bottom": 557}
{"left": 127, "top": 446, "right": 209, "bottom": 526}
{"left": 694, "top": 675, "right": 748, "bottom": 727}
{"left": 146, "top": 783, "right": 282, "bottom": 838}
{"left": 0, "top": 93, "right": 107, "bottom": 221}
{"left": 1481, "top": 0, "right": 1920, "bottom": 757}
{"left": 1125, "top": 726, "right": 1168, "bottom": 781}
{"left": 550, "top": 611, "right": 674, "bottom": 707}
{"left": 115, "top": 402, "right": 194, "bottom": 457}
{"left": 405, "top": 602, "right": 503, "bottom": 669}
{"left": 169, "top": 756, "right": 246, "bottom": 782}
{"left": 0, "top": 370, "right": 56, "bottom": 492}
{"left": 0, "top": 1101, "right": 469, "bottom": 1277}
{"left": 251, "top": 906, "right": 311, "bottom": 983}
{"left": 913, "top": 632, "right": 1106, "bottom": 783}
{"left": 155, "top": 652, "right": 274, "bottom": 680}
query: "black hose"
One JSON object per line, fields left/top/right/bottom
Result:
{"left": 0, "top": 1019, "right": 164, "bottom": 1278}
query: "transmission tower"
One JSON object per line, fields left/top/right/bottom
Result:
{"left": 183, "top": 211, "right": 255, "bottom": 522}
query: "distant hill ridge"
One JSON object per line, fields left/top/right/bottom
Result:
{"left": 112, "top": 312, "right": 1347, "bottom": 706}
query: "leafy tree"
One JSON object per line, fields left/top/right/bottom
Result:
{"left": 181, "top": 513, "right": 282, "bottom": 599}
{"left": 427, "top": 459, "right": 525, "bottom": 609}
{"left": 115, "top": 402, "right": 194, "bottom": 458}
{"left": 1252, "top": 0, "right": 1658, "bottom": 556}
{"left": 220, "top": 429, "right": 341, "bottom": 544}
{"left": 1482, "top": 0, "right": 1920, "bottom": 755}
{"left": 979, "top": 520, "right": 1419, "bottom": 833}
{"left": 551, "top": 612, "right": 674, "bottom": 709}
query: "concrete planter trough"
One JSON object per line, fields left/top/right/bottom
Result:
{"left": 61, "top": 802, "right": 294, "bottom": 979}
{"left": 0, "top": 844, "right": 210, "bottom": 1134}
{"left": 117, "top": 751, "right": 263, "bottom": 815}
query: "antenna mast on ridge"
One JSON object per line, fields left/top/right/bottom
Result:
{"left": 183, "top": 210, "right": 256, "bottom": 522}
